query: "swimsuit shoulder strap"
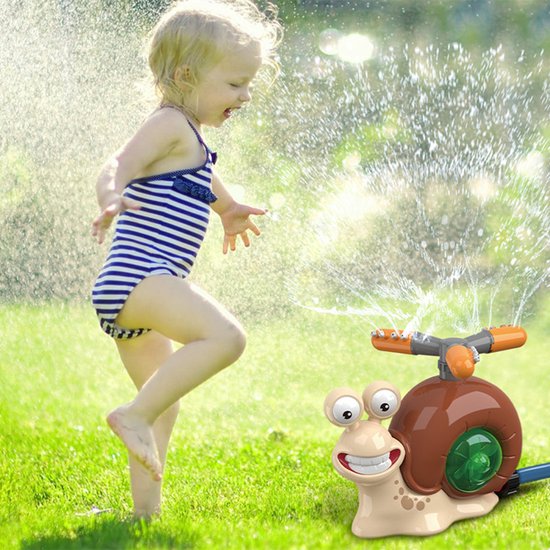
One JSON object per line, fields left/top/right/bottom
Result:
{"left": 158, "top": 104, "right": 207, "bottom": 149}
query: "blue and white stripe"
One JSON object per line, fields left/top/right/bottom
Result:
{"left": 92, "top": 124, "right": 217, "bottom": 339}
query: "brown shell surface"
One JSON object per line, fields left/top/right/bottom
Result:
{"left": 389, "top": 376, "right": 522, "bottom": 499}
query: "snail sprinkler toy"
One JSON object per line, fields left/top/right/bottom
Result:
{"left": 324, "top": 325, "right": 550, "bottom": 538}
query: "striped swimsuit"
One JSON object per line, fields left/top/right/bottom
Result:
{"left": 91, "top": 116, "right": 217, "bottom": 339}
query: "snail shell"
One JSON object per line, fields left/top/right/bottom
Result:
{"left": 389, "top": 376, "right": 522, "bottom": 499}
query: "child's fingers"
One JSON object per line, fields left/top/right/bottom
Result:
{"left": 240, "top": 232, "right": 251, "bottom": 248}
{"left": 222, "top": 222, "right": 261, "bottom": 253}
{"left": 224, "top": 234, "right": 237, "bottom": 253}
{"left": 248, "top": 206, "right": 267, "bottom": 216}
{"left": 91, "top": 221, "right": 105, "bottom": 244}
{"left": 91, "top": 207, "right": 116, "bottom": 242}
{"left": 91, "top": 215, "right": 104, "bottom": 237}
{"left": 248, "top": 220, "right": 261, "bottom": 236}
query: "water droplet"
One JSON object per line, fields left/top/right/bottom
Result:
{"left": 336, "top": 33, "right": 375, "bottom": 64}
{"left": 318, "top": 28, "right": 341, "bottom": 56}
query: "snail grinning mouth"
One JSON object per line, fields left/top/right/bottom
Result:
{"left": 338, "top": 449, "right": 400, "bottom": 475}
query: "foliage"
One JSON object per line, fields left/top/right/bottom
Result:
{"left": 282, "top": 0, "right": 550, "bottom": 54}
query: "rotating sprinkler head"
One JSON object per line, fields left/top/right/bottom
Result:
{"left": 370, "top": 325, "right": 527, "bottom": 380}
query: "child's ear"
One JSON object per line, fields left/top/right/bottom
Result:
{"left": 174, "top": 65, "right": 193, "bottom": 87}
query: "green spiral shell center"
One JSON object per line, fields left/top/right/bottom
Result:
{"left": 445, "top": 428, "right": 503, "bottom": 493}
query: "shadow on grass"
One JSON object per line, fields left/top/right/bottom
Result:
{"left": 20, "top": 515, "right": 199, "bottom": 550}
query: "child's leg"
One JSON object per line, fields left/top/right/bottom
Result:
{"left": 107, "top": 275, "right": 246, "bottom": 479}
{"left": 115, "top": 330, "right": 179, "bottom": 517}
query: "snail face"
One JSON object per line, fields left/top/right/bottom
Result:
{"left": 324, "top": 382, "right": 405, "bottom": 485}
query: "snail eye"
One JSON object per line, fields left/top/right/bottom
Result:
{"left": 370, "top": 389, "right": 399, "bottom": 418}
{"left": 332, "top": 396, "right": 362, "bottom": 425}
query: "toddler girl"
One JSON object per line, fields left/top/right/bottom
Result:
{"left": 91, "top": 0, "right": 280, "bottom": 518}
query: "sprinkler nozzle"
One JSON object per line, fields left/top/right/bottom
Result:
{"left": 371, "top": 329, "right": 414, "bottom": 354}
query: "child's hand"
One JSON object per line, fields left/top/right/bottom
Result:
{"left": 91, "top": 195, "right": 141, "bottom": 244}
{"left": 219, "top": 203, "right": 267, "bottom": 254}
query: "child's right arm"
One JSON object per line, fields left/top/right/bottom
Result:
{"left": 91, "top": 158, "right": 143, "bottom": 244}
{"left": 91, "top": 109, "right": 192, "bottom": 244}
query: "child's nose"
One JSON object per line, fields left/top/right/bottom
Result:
{"left": 239, "top": 87, "right": 252, "bottom": 102}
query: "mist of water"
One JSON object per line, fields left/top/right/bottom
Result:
{"left": 268, "top": 44, "right": 550, "bottom": 332}
{"left": 1, "top": 1, "right": 548, "bottom": 334}
{"left": 1, "top": 0, "right": 153, "bottom": 300}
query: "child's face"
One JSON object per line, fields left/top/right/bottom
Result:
{"left": 185, "top": 40, "right": 263, "bottom": 127}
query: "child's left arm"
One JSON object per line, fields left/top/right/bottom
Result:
{"left": 210, "top": 172, "right": 266, "bottom": 254}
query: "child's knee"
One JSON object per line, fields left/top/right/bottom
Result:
{"left": 218, "top": 321, "right": 246, "bottom": 363}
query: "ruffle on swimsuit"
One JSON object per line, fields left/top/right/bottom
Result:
{"left": 172, "top": 172, "right": 218, "bottom": 203}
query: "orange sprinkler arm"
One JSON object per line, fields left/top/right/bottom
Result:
{"left": 488, "top": 326, "right": 527, "bottom": 352}
{"left": 370, "top": 329, "right": 442, "bottom": 356}
{"left": 371, "top": 329, "right": 414, "bottom": 354}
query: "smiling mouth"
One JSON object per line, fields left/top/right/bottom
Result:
{"left": 224, "top": 107, "right": 242, "bottom": 119}
{"left": 337, "top": 449, "right": 401, "bottom": 475}
{"left": 224, "top": 108, "right": 238, "bottom": 118}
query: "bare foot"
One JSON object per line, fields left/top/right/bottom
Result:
{"left": 133, "top": 506, "right": 161, "bottom": 521}
{"left": 107, "top": 406, "right": 162, "bottom": 481}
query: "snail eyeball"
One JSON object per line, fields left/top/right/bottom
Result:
{"left": 324, "top": 388, "right": 364, "bottom": 426}
{"left": 333, "top": 396, "right": 362, "bottom": 424}
{"left": 362, "top": 381, "right": 401, "bottom": 419}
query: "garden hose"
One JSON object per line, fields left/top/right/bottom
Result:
{"left": 497, "top": 462, "right": 550, "bottom": 498}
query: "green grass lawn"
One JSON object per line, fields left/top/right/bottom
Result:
{"left": 0, "top": 302, "right": 549, "bottom": 549}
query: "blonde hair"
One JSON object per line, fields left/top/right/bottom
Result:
{"left": 148, "top": 0, "right": 281, "bottom": 107}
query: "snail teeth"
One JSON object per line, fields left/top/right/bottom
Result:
{"left": 345, "top": 452, "right": 391, "bottom": 475}
{"left": 345, "top": 452, "right": 389, "bottom": 466}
